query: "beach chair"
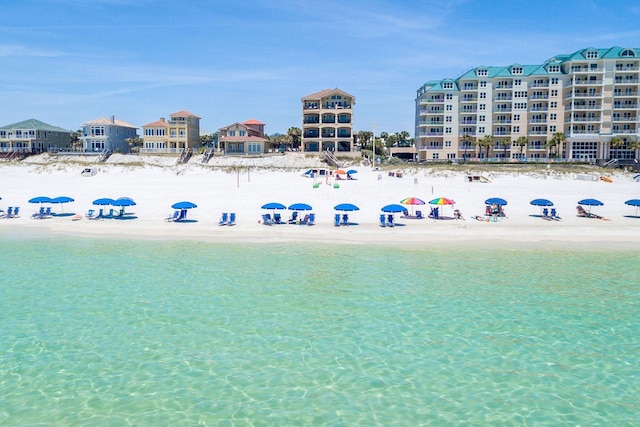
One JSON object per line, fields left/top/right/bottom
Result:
{"left": 6, "top": 207, "right": 13, "bottom": 218}
{"left": 274, "top": 213, "right": 283, "bottom": 224}
{"left": 11, "top": 207, "right": 19, "bottom": 218}
{"left": 175, "top": 209, "right": 187, "bottom": 222}
{"left": 550, "top": 208, "right": 561, "bottom": 221}
{"left": 288, "top": 211, "right": 298, "bottom": 224}
{"left": 387, "top": 214, "right": 395, "bottom": 227}
{"left": 227, "top": 213, "right": 236, "bottom": 226}
{"left": 32, "top": 207, "right": 45, "bottom": 219}
{"left": 379, "top": 213, "right": 386, "bottom": 227}
{"left": 542, "top": 208, "right": 551, "bottom": 220}
{"left": 341, "top": 213, "right": 349, "bottom": 226}
{"left": 416, "top": 210, "right": 423, "bottom": 219}
{"left": 219, "top": 212, "right": 228, "bottom": 225}
{"left": 86, "top": 209, "right": 97, "bottom": 220}
{"left": 334, "top": 213, "right": 341, "bottom": 227}
{"left": 262, "top": 213, "right": 274, "bottom": 225}
{"left": 0, "top": 208, "right": 4, "bottom": 218}
{"left": 307, "top": 213, "right": 315, "bottom": 226}
{"left": 165, "top": 210, "right": 179, "bottom": 222}
{"left": 44, "top": 207, "right": 52, "bottom": 218}
{"left": 299, "top": 214, "right": 310, "bottom": 225}
{"left": 429, "top": 207, "right": 439, "bottom": 219}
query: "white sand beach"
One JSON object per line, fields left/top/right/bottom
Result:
{"left": 1, "top": 153, "right": 640, "bottom": 248}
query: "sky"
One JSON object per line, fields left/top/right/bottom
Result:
{"left": 2, "top": 0, "right": 640, "bottom": 136}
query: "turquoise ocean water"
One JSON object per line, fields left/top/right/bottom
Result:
{"left": 1, "top": 237, "right": 638, "bottom": 426}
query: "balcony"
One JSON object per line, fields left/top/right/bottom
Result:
{"left": 494, "top": 96, "right": 513, "bottom": 101}
{"left": 613, "top": 91, "right": 639, "bottom": 97}
{"left": 418, "top": 120, "right": 443, "bottom": 126}
{"left": 570, "top": 79, "right": 603, "bottom": 86}
{"left": 615, "top": 66, "right": 640, "bottom": 71}
{"left": 493, "top": 119, "right": 512, "bottom": 124}
{"left": 531, "top": 82, "right": 550, "bottom": 88}
{"left": 611, "top": 117, "right": 637, "bottom": 122}
{"left": 570, "top": 67, "right": 604, "bottom": 73}
{"left": 529, "top": 107, "right": 549, "bottom": 112}
{"left": 421, "top": 98, "right": 444, "bottom": 104}
{"left": 613, "top": 103, "right": 639, "bottom": 109}
{"left": 418, "top": 145, "right": 444, "bottom": 150}
{"left": 530, "top": 94, "right": 548, "bottom": 100}
{"left": 567, "top": 117, "right": 600, "bottom": 123}
{"left": 528, "top": 131, "right": 548, "bottom": 135}
{"left": 614, "top": 79, "right": 640, "bottom": 84}
{"left": 612, "top": 128, "right": 638, "bottom": 134}
{"left": 571, "top": 104, "right": 601, "bottom": 110}
{"left": 461, "top": 85, "right": 478, "bottom": 91}
{"left": 495, "top": 84, "right": 513, "bottom": 89}
{"left": 461, "top": 97, "right": 477, "bottom": 102}
{"left": 459, "top": 108, "right": 477, "bottom": 113}
{"left": 528, "top": 119, "right": 548, "bottom": 124}
{"left": 460, "top": 120, "right": 477, "bottom": 124}
{"left": 565, "top": 92, "right": 602, "bottom": 99}
{"left": 493, "top": 108, "right": 512, "bottom": 113}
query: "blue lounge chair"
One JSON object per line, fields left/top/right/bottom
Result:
{"left": 274, "top": 213, "right": 283, "bottom": 224}
{"left": 10, "top": 207, "right": 19, "bottom": 218}
{"left": 379, "top": 213, "right": 386, "bottom": 227}
{"left": 86, "top": 209, "right": 98, "bottom": 220}
{"left": 219, "top": 212, "right": 228, "bottom": 226}
{"left": 542, "top": 208, "right": 551, "bottom": 220}
{"left": 550, "top": 208, "right": 561, "bottom": 221}
{"left": 299, "top": 214, "right": 310, "bottom": 225}
{"left": 307, "top": 213, "right": 315, "bottom": 226}
{"left": 44, "top": 207, "right": 52, "bottom": 217}
{"left": 32, "top": 207, "right": 45, "bottom": 219}
{"left": 387, "top": 214, "right": 395, "bottom": 227}
{"left": 262, "top": 213, "right": 274, "bottom": 225}
{"left": 341, "top": 213, "right": 349, "bottom": 226}
{"left": 165, "top": 210, "right": 179, "bottom": 222}
{"left": 6, "top": 207, "right": 13, "bottom": 218}
{"left": 334, "top": 213, "right": 341, "bottom": 227}
{"left": 416, "top": 210, "right": 423, "bottom": 219}
{"left": 288, "top": 211, "right": 298, "bottom": 224}
{"left": 175, "top": 209, "right": 187, "bottom": 222}
{"left": 227, "top": 212, "right": 236, "bottom": 226}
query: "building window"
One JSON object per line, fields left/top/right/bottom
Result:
{"left": 551, "top": 78, "right": 559, "bottom": 85}
{"left": 445, "top": 116, "right": 452, "bottom": 122}
{"left": 513, "top": 126, "right": 520, "bottom": 133}
{"left": 478, "top": 126, "right": 485, "bottom": 133}
{"left": 513, "top": 114, "right": 520, "bottom": 121}
{"left": 514, "top": 79, "right": 522, "bottom": 86}
{"left": 446, "top": 105, "right": 452, "bottom": 111}
{"left": 446, "top": 93, "right": 453, "bottom": 100}
{"left": 239, "top": 130, "right": 246, "bottom": 136}
{"left": 479, "top": 81, "right": 487, "bottom": 88}
{"left": 515, "top": 91, "right": 527, "bottom": 98}
{"left": 621, "top": 49, "right": 636, "bottom": 57}
{"left": 550, "top": 101, "right": 557, "bottom": 108}
{"left": 443, "top": 82, "right": 453, "bottom": 89}
{"left": 477, "top": 69, "right": 488, "bottom": 76}
{"left": 514, "top": 103, "right": 527, "bottom": 109}
{"left": 432, "top": 153, "right": 439, "bottom": 159}
{"left": 229, "top": 130, "right": 235, "bottom": 136}
{"left": 551, "top": 89, "right": 558, "bottom": 97}
{"left": 445, "top": 140, "right": 451, "bottom": 147}
{"left": 512, "top": 66, "right": 523, "bottom": 75}
{"left": 548, "top": 65, "right": 560, "bottom": 73}
{"left": 480, "top": 92, "right": 486, "bottom": 99}
{"left": 445, "top": 127, "right": 452, "bottom": 134}
{"left": 479, "top": 104, "right": 486, "bottom": 111}
{"left": 586, "top": 50, "right": 598, "bottom": 59}
{"left": 550, "top": 125, "right": 556, "bottom": 132}
{"left": 550, "top": 113, "right": 557, "bottom": 121}
{"left": 479, "top": 115, "right": 485, "bottom": 122}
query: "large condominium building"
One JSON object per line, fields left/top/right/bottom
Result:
{"left": 301, "top": 88, "right": 355, "bottom": 154}
{"left": 141, "top": 110, "right": 201, "bottom": 154}
{"left": 415, "top": 46, "right": 640, "bottom": 162}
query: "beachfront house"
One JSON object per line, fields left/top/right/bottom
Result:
{"left": 140, "top": 110, "right": 201, "bottom": 155}
{"left": 0, "top": 118, "right": 71, "bottom": 157}
{"left": 218, "top": 119, "right": 270, "bottom": 155}
{"left": 301, "top": 88, "right": 356, "bottom": 155}
{"left": 415, "top": 46, "right": 640, "bottom": 164}
{"left": 80, "top": 116, "right": 138, "bottom": 153}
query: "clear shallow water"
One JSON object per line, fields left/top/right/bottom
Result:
{"left": 1, "top": 238, "right": 638, "bottom": 426}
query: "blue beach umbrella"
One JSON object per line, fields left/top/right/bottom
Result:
{"left": 578, "top": 198, "right": 603, "bottom": 206}
{"left": 93, "top": 197, "right": 115, "bottom": 206}
{"left": 112, "top": 197, "right": 136, "bottom": 207}
{"left": 29, "top": 196, "right": 52, "bottom": 204}
{"left": 288, "top": 203, "right": 312, "bottom": 211}
{"left": 334, "top": 203, "right": 359, "bottom": 211}
{"left": 530, "top": 198, "right": 553, "bottom": 207}
{"left": 171, "top": 201, "right": 197, "bottom": 210}
{"left": 624, "top": 199, "right": 640, "bottom": 216}
{"left": 381, "top": 204, "right": 407, "bottom": 213}
{"left": 261, "top": 202, "right": 286, "bottom": 210}
{"left": 50, "top": 196, "right": 75, "bottom": 214}
{"left": 485, "top": 197, "right": 507, "bottom": 206}
{"left": 346, "top": 169, "right": 358, "bottom": 175}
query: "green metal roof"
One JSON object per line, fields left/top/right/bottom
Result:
{"left": 0, "top": 118, "right": 70, "bottom": 133}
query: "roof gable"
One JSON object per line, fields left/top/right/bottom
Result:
{"left": 0, "top": 118, "right": 69, "bottom": 133}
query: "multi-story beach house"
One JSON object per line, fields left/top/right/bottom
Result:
{"left": 301, "top": 88, "right": 356, "bottom": 155}
{"left": 140, "top": 110, "right": 201, "bottom": 154}
{"left": 414, "top": 46, "right": 640, "bottom": 162}
{"left": 218, "top": 119, "right": 270, "bottom": 155}
{"left": 80, "top": 116, "right": 138, "bottom": 153}
{"left": 0, "top": 118, "right": 71, "bottom": 156}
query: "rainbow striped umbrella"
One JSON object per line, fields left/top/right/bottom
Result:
{"left": 400, "top": 197, "right": 425, "bottom": 206}
{"left": 429, "top": 197, "right": 455, "bottom": 205}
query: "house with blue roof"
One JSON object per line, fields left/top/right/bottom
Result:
{"left": 413, "top": 46, "right": 640, "bottom": 163}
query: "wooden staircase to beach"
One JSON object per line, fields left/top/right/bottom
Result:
{"left": 177, "top": 148, "right": 193, "bottom": 164}
{"left": 323, "top": 150, "right": 341, "bottom": 168}
{"left": 202, "top": 148, "right": 214, "bottom": 164}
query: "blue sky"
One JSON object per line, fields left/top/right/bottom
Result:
{"left": 2, "top": 0, "right": 640, "bottom": 136}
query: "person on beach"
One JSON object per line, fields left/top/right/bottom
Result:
{"left": 454, "top": 209, "right": 465, "bottom": 220}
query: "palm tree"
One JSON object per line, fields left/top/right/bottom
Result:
{"left": 501, "top": 137, "right": 511, "bottom": 160}
{"left": 460, "top": 134, "right": 473, "bottom": 162}
{"left": 125, "top": 136, "right": 143, "bottom": 153}
{"left": 609, "top": 136, "right": 625, "bottom": 161}
{"left": 546, "top": 132, "right": 566, "bottom": 158}
{"left": 287, "top": 127, "right": 301, "bottom": 150}
{"left": 515, "top": 136, "right": 528, "bottom": 159}
{"left": 627, "top": 137, "right": 640, "bottom": 162}
{"left": 477, "top": 135, "right": 493, "bottom": 160}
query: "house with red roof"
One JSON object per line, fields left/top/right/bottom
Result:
{"left": 218, "top": 119, "right": 271, "bottom": 155}
{"left": 140, "top": 110, "right": 201, "bottom": 154}
{"left": 301, "top": 88, "right": 355, "bottom": 154}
